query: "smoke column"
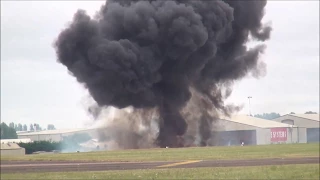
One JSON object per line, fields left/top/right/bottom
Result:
{"left": 54, "top": 0, "right": 272, "bottom": 148}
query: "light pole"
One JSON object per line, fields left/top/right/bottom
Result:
{"left": 248, "top": 96, "right": 252, "bottom": 116}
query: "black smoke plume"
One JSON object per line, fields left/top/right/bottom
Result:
{"left": 54, "top": 0, "right": 272, "bottom": 148}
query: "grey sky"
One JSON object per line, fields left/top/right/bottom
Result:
{"left": 1, "top": 1, "right": 319, "bottom": 129}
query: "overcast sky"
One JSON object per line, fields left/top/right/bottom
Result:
{"left": 1, "top": 1, "right": 319, "bottom": 129}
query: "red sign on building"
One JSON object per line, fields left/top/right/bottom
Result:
{"left": 270, "top": 128, "right": 288, "bottom": 142}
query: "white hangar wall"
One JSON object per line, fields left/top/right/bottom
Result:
{"left": 213, "top": 115, "right": 307, "bottom": 146}
{"left": 255, "top": 127, "right": 307, "bottom": 144}
{"left": 273, "top": 114, "right": 319, "bottom": 128}
{"left": 273, "top": 114, "right": 319, "bottom": 143}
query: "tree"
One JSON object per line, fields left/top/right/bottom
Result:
{"left": 18, "top": 123, "right": 23, "bottom": 131}
{"left": 35, "top": 124, "right": 42, "bottom": 131}
{"left": 14, "top": 124, "right": 18, "bottom": 131}
{"left": 305, "top": 111, "right": 317, "bottom": 114}
{"left": 254, "top": 112, "right": 281, "bottom": 120}
{"left": 47, "top": 124, "right": 56, "bottom": 130}
{"left": 9, "top": 122, "right": 14, "bottom": 129}
{"left": 23, "top": 124, "right": 28, "bottom": 131}
{"left": 30, "top": 124, "right": 34, "bottom": 131}
{"left": 290, "top": 112, "right": 295, "bottom": 114}
{"left": 0, "top": 122, "right": 18, "bottom": 139}
{"left": 31, "top": 123, "right": 42, "bottom": 131}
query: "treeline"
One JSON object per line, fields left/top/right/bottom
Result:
{"left": 7, "top": 122, "right": 56, "bottom": 132}
{"left": 0, "top": 122, "right": 56, "bottom": 139}
{"left": 254, "top": 112, "right": 281, "bottom": 120}
{"left": 0, "top": 122, "right": 17, "bottom": 139}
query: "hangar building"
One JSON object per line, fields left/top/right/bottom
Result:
{"left": 17, "top": 128, "right": 97, "bottom": 142}
{"left": 211, "top": 115, "right": 305, "bottom": 146}
{"left": 1, "top": 142, "right": 25, "bottom": 156}
{"left": 16, "top": 114, "right": 316, "bottom": 146}
{"left": 272, "top": 114, "right": 319, "bottom": 143}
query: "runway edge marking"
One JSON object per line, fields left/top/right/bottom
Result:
{"left": 156, "top": 160, "right": 202, "bottom": 168}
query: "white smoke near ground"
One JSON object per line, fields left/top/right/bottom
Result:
{"left": 86, "top": 100, "right": 160, "bottom": 150}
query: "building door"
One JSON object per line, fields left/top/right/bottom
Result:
{"left": 307, "top": 128, "right": 319, "bottom": 143}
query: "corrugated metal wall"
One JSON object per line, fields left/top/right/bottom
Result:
{"left": 1, "top": 148, "right": 25, "bottom": 156}
{"left": 256, "top": 127, "right": 307, "bottom": 145}
{"left": 307, "top": 128, "right": 320, "bottom": 143}
{"left": 212, "top": 130, "right": 257, "bottom": 146}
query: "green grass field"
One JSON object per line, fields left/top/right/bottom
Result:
{"left": 1, "top": 143, "right": 319, "bottom": 162}
{"left": 2, "top": 164, "right": 319, "bottom": 179}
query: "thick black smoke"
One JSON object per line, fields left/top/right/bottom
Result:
{"left": 54, "top": 0, "right": 271, "bottom": 148}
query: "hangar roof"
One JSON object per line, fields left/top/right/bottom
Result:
{"left": 220, "top": 114, "right": 297, "bottom": 128}
{"left": 1, "top": 142, "right": 23, "bottom": 150}
{"left": 0, "top": 138, "right": 32, "bottom": 143}
{"left": 17, "top": 128, "right": 93, "bottom": 136}
{"left": 286, "top": 114, "right": 319, "bottom": 121}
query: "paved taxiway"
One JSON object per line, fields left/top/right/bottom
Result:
{"left": 1, "top": 157, "right": 318, "bottom": 173}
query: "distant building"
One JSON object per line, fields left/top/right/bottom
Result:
{"left": 273, "top": 114, "right": 319, "bottom": 143}
{"left": 0, "top": 138, "right": 32, "bottom": 144}
{"left": 210, "top": 114, "right": 304, "bottom": 146}
{"left": 16, "top": 131, "right": 29, "bottom": 134}
{"left": 1, "top": 142, "right": 25, "bottom": 156}
{"left": 17, "top": 128, "right": 97, "bottom": 142}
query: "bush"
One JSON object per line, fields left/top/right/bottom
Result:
{"left": 18, "top": 139, "right": 81, "bottom": 154}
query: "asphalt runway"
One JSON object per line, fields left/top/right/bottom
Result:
{"left": 1, "top": 157, "right": 319, "bottom": 173}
